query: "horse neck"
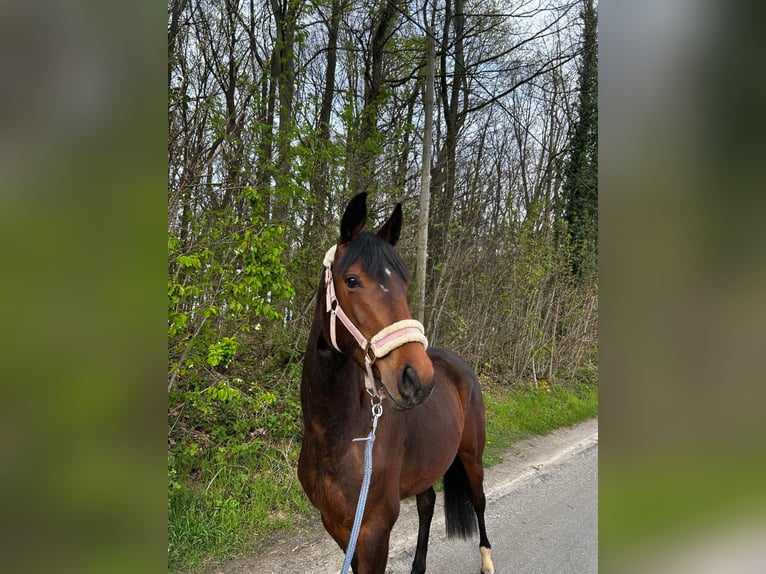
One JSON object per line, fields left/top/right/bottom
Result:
{"left": 301, "top": 288, "right": 370, "bottom": 440}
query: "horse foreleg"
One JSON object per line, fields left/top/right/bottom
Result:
{"left": 320, "top": 513, "right": 352, "bottom": 561}
{"left": 410, "top": 487, "right": 436, "bottom": 574}
{"left": 353, "top": 511, "right": 398, "bottom": 574}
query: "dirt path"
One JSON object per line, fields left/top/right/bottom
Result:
{"left": 208, "top": 418, "right": 598, "bottom": 574}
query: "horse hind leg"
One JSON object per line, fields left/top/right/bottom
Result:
{"left": 473, "top": 488, "right": 494, "bottom": 574}
{"left": 410, "top": 487, "right": 436, "bottom": 574}
{"left": 459, "top": 454, "right": 494, "bottom": 574}
{"left": 443, "top": 454, "right": 494, "bottom": 574}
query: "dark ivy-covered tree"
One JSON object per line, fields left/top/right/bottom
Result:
{"left": 562, "top": 0, "right": 598, "bottom": 280}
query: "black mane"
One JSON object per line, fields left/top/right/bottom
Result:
{"left": 336, "top": 231, "right": 410, "bottom": 283}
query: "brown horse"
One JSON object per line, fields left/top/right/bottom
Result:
{"left": 298, "top": 193, "right": 494, "bottom": 574}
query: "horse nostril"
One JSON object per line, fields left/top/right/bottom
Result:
{"left": 400, "top": 366, "right": 420, "bottom": 399}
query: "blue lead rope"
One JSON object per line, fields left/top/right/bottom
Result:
{"left": 340, "top": 400, "right": 383, "bottom": 574}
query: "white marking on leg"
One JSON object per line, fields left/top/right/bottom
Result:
{"left": 480, "top": 546, "right": 494, "bottom": 574}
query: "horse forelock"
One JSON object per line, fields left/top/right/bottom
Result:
{"left": 336, "top": 232, "right": 410, "bottom": 283}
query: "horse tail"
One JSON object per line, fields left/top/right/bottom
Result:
{"left": 443, "top": 455, "right": 478, "bottom": 539}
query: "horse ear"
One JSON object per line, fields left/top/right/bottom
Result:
{"left": 378, "top": 203, "right": 402, "bottom": 246}
{"left": 340, "top": 192, "right": 368, "bottom": 243}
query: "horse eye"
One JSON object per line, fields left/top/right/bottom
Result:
{"left": 344, "top": 275, "right": 361, "bottom": 289}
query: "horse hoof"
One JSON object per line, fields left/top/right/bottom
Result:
{"left": 480, "top": 546, "right": 495, "bottom": 574}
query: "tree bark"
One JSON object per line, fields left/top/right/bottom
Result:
{"left": 306, "top": 0, "right": 342, "bottom": 236}
{"left": 269, "top": 0, "right": 300, "bottom": 221}
{"left": 415, "top": 14, "right": 435, "bottom": 324}
{"left": 348, "top": 0, "right": 398, "bottom": 197}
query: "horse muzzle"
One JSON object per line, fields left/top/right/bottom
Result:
{"left": 380, "top": 361, "right": 435, "bottom": 410}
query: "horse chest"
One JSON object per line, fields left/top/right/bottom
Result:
{"left": 299, "top": 432, "right": 372, "bottom": 514}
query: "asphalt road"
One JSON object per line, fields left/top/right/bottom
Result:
{"left": 386, "top": 424, "right": 598, "bottom": 573}
{"left": 213, "top": 419, "right": 598, "bottom": 574}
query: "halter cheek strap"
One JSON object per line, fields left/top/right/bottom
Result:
{"left": 323, "top": 244, "right": 428, "bottom": 397}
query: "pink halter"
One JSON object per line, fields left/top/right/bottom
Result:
{"left": 323, "top": 244, "right": 428, "bottom": 397}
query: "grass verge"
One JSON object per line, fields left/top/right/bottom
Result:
{"left": 169, "top": 378, "right": 598, "bottom": 573}
{"left": 168, "top": 441, "right": 312, "bottom": 573}
{"left": 482, "top": 379, "right": 599, "bottom": 466}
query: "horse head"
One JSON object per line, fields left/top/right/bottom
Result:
{"left": 323, "top": 192, "right": 435, "bottom": 410}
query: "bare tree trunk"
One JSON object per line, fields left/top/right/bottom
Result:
{"left": 269, "top": 0, "right": 300, "bottom": 221}
{"left": 348, "top": 0, "right": 398, "bottom": 196}
{"left": 427, "top": 0, "right": 467, "bottom": 335}
{"left": 306, "top": 0, "right": 342, "bottom": 237}
{"left": 415, "top": 11, "right": 435, "bottom": 324}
